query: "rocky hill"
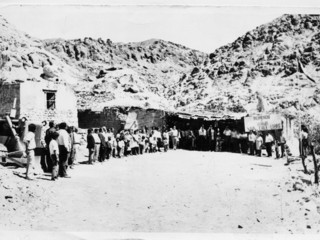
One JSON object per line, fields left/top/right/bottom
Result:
{"left": 1, "top": 14, "right": 320, "bottom": 119}
{"left": 44, "top": 37, "right": 205, "bottom": 110}
{"left": 0, "top": 15, "right": 206, "bottom": 111}
{"left": 174, "top": 14, "right": 320, "bottom": 119}
{"left": 0, "top": 16, "right": 82, "bottom": 85}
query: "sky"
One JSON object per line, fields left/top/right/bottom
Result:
{"left": 0, "top": 0, "right": 320, "bottom": 53}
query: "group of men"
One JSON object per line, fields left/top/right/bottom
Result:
{"left": 22, "top": 121, "right": 288, "bottom": 180}
{"left": 23, "top": 121, "right": 81, "bottom": 180}
{"left": 86, "top": 126, "right": 181, "bottom": 163}
{"left": 172, "top": 124, "right": 287, "bottom": 158}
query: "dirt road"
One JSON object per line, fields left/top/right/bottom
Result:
{"left": 1, "top": 149, "right": 320, "bottom": 234}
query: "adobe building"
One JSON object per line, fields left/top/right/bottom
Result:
{"left": 0, "top": 80, "right": 78, "bottom": 126}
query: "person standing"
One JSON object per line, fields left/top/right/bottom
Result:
{"left": 163, "top": 129, "right": 169, "bottom": 152}
{"left": 255, "top": 133, "right": 264, "bottom": 157}
{"left": 171, "top": 126, "right": 179, "bottom": 150}
{"left": 215, "top": 128, "right": 222, "bottom": 152}
{"left": 138, "top": 130, "right": 145, "bottom": 154}
{"left": 109, "top": 128, "right": 116, "bottom": 158}
{"left": 131, "top": 130, "right": 140, "bottom": 155}
{"left": 49, "top": 132, "right": 60, "bottom": 181}
{"left": 124, "top": 131, "right": 132, "bottom": 156}
{"left": 72, "top": 128, "right": 81, "bottom": 165}
{"left": 207, "top": 125, "right": 215, "bottom": 151}
{"left": 40, "top": 120, "right": 49, "bottom": 173}
{"left": 23, "top": 124, "right": 37, "bottom": 180}
{"left": 106, "top": 136, "right": 112, "bottom": 160}
{"left": 300, "top": 126, "right": 309, "bottom": 158}
{"left": 98, "top": 128, "right": 107, "bottom": 162}
{"left": 44, "top": 121, "right": 56, "bottom": 172}
{"left": 223, "top": 126, "right": 231, "bottom": 152}
{"left": 117, "top": 137, "right": 125, "bottom": 158}
{"left": 67, "top": 126, "right": 75, "bottom": 168}
{"left": 57, "top": 122, "right": 71, "bottom": 178}
{"left": 300, "top": 125, "right": 309, "bottom": 173}
{"left": 186, "top": 127, "right": 195, "bottom": 150}
{"left": 279, "top": 131, "right": 286, "bottom": 158}
{"left": 86, "top": 128, "right": 95, "bottom": 164}
{"left": 149, "top": 130, "right": 157, "bottom": 153}
{"left": 265, "top": 132, "right": 274, "bottom": 157}
{"left": 239, "top": 131, "right": 248, "bottom": 154}
{"left": 230, "top": 128, "right": 239, "bottom": 153}
{"left": 248, "top": 130, "right": 256, "bottom": 155}
{"left": 92, "top": 129, "right": 101, "bottom": 163}
{"left": 198, "top": 125, "right": 207, "bottom": 151}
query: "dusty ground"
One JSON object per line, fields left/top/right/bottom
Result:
{"left": 1, "top": 147, "right": 320, "bottom": 236}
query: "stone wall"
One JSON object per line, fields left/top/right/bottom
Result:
{"left": 78, "top": 108, "right": 125, "bottom": 132}
{"left": 78, "top": 107, "right": 166, "bottom": 133}
{"left": 0, "top": 83, "right": 20, "bottom": 118}
{"left": 133, "top": 108, "right": 166, "bottom": 130}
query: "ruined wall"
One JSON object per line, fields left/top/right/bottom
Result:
{"left": 0, "top": 83, "right": 20, "bottom": 118}
{"left": 78, "top": 108, "right": 125, "bottom": 132}
{"left": 19, "top": 81, "right": 78, "bottom": 126}
{"left": 78, "top": 107, "right": 166, "bottom": 132}
{"left": 133, "top": 108, "right": 166, "bottom": 130}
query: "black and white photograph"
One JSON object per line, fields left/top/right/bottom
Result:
{"left": 1, "top": 0, "right": 320, "bottom": 239}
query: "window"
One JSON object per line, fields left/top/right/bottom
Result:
{"left": 43, "top": 90, "right": 56, "bottom": 110}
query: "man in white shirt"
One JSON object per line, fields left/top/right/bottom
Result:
{"left": 92, "top": 129, "right": 101, "bottom": 162}
{"left": 223, "top": 126, "right": 231, "bottom": 152}
{"left": 57, "top": 122, "right": 71, "bottom": 178}
{"left": 207, "top": 125, "right": 215, "bottom": 151}
{"left": 248, "top": 130, "right": 256, "bottom": 155}
{"left": 198, "top": 125, "right": 207, "bottom": 151}
{"left": 265, "top": 132, "right": 274, "bottom": 157}
{"left": 24, "top": 123, "right": 37, "bottom": 180}
{"left": 171, "top": 126, "right": 179, "bottom": 150}
{"left": 72, "top": 128, "right": 81, "bottom": 165}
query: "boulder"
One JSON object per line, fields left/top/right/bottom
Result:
{"left": 96, "top": 70, "right": 107, "bottom": 79}
{"left": 43, "top": 65, "right": 58, "bottom": 78}
{"left": 123, "top": 85, "right": 139, "bottom": 93}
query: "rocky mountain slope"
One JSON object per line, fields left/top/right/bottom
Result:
{"left": 1, "top": 14, "right": 320, "bottom": 119}
{"left": 0, "top": 16, "right": 81, "bottom": 85}
{"left": 44, "top": 37, "right": 205, "bottom": 110}
{"left": 0, "top": 15, "right": 206, "bottom": 111}
{"left": 175, "top": 14, "right": 320, "bottom": 118}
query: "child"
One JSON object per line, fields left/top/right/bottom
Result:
{"left": 117, "top": 137, "right": 125, "bottom": 158}
{"left": 106, "top": 136, "right": 112, "bottom": 160}
{"left": 49, "top": 132, "right": 60, "bottom": 181}
{"left": 139, "top": 136, "right": 146, "bottom": 154}
{"left": 149, "top": 131, "right": 157, "bottom": 153}
{"left": 23, "top": 124, "right": 37, "bottom": 180}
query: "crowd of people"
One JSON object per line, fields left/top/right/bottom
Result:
{"left": 22, "top": 121, "right": 288, "bottom": 181}
{"left": 85, "top": 126, "right": 180, "bottom": 164}
{"left": 23, "top": 121, "right": 81, "bottom": 180}
{"left": 85, "top": 124, "right": 288, "bottom": 165}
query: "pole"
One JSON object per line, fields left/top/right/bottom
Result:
{"left": 310, "top": 142, "right": 319, "bottom": 184}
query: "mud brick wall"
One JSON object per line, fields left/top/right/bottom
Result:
{"left": 78, "top": 107, "right": 167, "bottom": 133}
{"left": 134, "top": 108, "right": 166, "bottom": 130}
{"left": 0, "top": 83, "right": 20, "bottom": 118}
{"left": 78, "top": 108, "right": 124, "bottom": 132}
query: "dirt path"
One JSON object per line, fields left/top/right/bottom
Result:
{"left": 1, "top": 149, "right": 320, "bottom": 234}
